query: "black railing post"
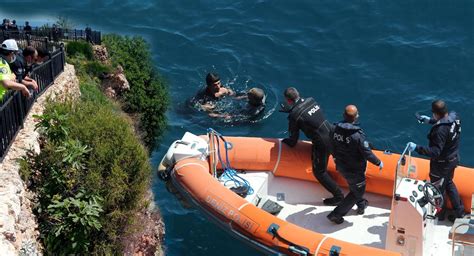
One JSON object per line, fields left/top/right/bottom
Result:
{"left": 49, "top": 52, "right": 55, "bottom": 82}
{"left": 44, "top": 37, "right": 49, "bottom": 52}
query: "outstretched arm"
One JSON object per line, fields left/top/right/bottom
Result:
{"left": 2, "top": 79, "right": 31, "bottom": 98}
{"left": 282, "top": 118, "right": 299, "bottom": 147}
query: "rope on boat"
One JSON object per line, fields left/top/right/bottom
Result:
{"left": 207, "top": 128, "right": 254, "bottom": 196}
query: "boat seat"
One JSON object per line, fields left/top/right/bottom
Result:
{"left": 449, "top": 218, "right": 474, "bottom": 244}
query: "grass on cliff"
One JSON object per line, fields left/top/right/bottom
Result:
{"left": 19, "top": 38, "right": 166, "bottom": 254}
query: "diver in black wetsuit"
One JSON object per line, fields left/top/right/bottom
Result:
{"left": 408, "top": 100, "right": 464, "bottom": 222}
{"left": 280, "top": 87, "right": 344, "bottom": 206}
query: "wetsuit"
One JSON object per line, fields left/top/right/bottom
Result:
{"left": 330, "top": 122, "right": 381, "bottom": 218}
{"left": 415, "top": 112, "right": 464, "bottom": 218}
{"left": 282, "top": 98, "right": 343, "bottom": 199}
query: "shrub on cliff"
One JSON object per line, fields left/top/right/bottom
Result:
{"left": 102, "top": 34, "right": 168, "bottom": 147}
{"left": 66, "top": 41, "right": 93, "bottom": 60}
{"left": 21, "top": 99, "right": 151, "bottom": 254}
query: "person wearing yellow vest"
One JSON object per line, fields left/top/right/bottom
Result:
{"left": 0, "top": 39, "right": 31, "bottom": 99}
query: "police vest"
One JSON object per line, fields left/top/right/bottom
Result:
{"left": 0, "top": 57, "right": 15, "bottom": 99}
{"left": 289, "top": 97, "right": 326, "bottom": 139}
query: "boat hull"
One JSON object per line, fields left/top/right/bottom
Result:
{"left": 166, "top": 136, "right": 473, "bottom": 255}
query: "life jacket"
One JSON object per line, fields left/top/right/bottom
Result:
{"left": 0, "top": 56, "right": 15, "bottom": 99}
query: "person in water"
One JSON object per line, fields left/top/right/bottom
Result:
{"left": 197, "top": 72, "right": 235, "bottom": 111}
{"left": 327, "top": 105, "right": 383, "bottom": 224}
{"left": 408, "top": 100, "right": 464, "bottom": 222}
{"left": 208, "top": 87, "right": 266, "bottom": 119}
{"left": 280, "top": 87, "right": 344, "bottom": 206}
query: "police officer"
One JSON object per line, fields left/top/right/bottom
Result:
{"left": 281, "top": 87, "right": 344, "bottom": 205}
{"left": 327, "top": 105, "right": 383, "bottom": 224}
{"left": 408, "top": 100, "right": 464, "bottom": 221}
{"left": 0, "top": 40, "right": 30, "bottom": 99}
{"left": 2, "top": 40, "right": 38, "bottom": 93}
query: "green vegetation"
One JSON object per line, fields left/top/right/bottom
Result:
{"left": 66, "top": 41, "right": 94, "bottom": 60}
{"left": 103, "top": 34, "right": 169, "bottom": 147}
{"left": 22, "top": 100, "right": 151, "bottom": 254}
{"left": 20, "top": 36, "right": 166, "bottom": 254}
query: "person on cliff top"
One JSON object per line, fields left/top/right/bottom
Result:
{"left": 0, "top": 40, "right": 31, "bottom": 99}
{"left": 7, "top": 41, "right": 38, "bottom": 91}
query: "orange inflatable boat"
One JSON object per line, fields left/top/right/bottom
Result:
{"left": 158, "top": 131, "right": 474, "bottom": 256}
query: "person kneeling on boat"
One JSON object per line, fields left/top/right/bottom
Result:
{"left": 407, "top": 100, "right": 464, "bottom": 222}
{"left": 327, "top": 105, "right": 383, "bottom": 224}
{"left": 280, "top": 87, "right": 344, "bottom": 206}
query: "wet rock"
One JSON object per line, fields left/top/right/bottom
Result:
{"left": 122, "top": 191, "right": 165, "bottom": 256}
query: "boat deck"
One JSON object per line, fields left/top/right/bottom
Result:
{"left": 234, "top": 171, "right": 466, "bottom": 256}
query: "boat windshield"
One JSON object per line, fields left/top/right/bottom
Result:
{"left": 393, "top": 143, "right": 419, "bottom": 196}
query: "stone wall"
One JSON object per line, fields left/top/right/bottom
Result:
{"left": 0, "top": 64, "right": 80, "bottom": 256}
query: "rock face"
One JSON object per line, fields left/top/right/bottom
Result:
{"left": 92, "top": 45, "right": 110, "bottom": 65}
{"left": 0, "top": 64, "right": 80, "bottom": 256}
{"left": 101, "top": 65, "right": 130, "bottom": 99}
{"left": 121, "top": 191, "right": 165, "bottom": 256}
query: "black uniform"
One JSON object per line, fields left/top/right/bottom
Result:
{"left": 24, "top": 25, "right": 32, "bottom": 34}
{"left": 330, "top": 122, "right": 381, "bottom": 218}
{"left": 282, "top": 98, "right": 343, "bottom": 198}
{"left": 415, "top": 112, "right": 464, "bottom": 218}
{"left": 8, "top": 53, "right": 27, "bottom": 82}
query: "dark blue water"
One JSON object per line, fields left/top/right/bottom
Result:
{"left": 2, "top": 1, "right": 474, "bottom": 255}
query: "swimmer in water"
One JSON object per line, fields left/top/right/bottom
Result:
{"left": 208, "top": 87, "right": 266, "bottom": 120}
{"left": 197, "top": 72, "right": 235, "bottom": 111}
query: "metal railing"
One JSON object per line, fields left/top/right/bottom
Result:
{"left": 0, "top": 48, "right": 65, "bottom": 161}
{"left": 0, "top": 32, "right": 64, "bottom": 53}
{"left": 1, "top": 26, "right": 101, "bottom": 45}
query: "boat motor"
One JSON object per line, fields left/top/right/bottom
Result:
{"left": 158, "top": 132, "right": 208, "bottom": 180}
{"left": 163, "top": 132, "right": 208, "bottom": 166}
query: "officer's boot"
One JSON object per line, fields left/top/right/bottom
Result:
{"left": 323, "top": 195, "right": 343, "bottom": 206}
{"left": 356, "top": 199, "right": 369, "bottom": 215}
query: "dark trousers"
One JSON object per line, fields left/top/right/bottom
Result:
{"left": 430, "top": 159, "right": 464, "bottom": 217}
{"left": 331, "top": 168, "right": 366, "bottom": 217}
{"left": 312, "top": 141, "right": 343, "bottom": 198}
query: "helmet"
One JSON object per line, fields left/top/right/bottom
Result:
{"left": 1, "top": 39, "right": 19, "bottom": 51}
